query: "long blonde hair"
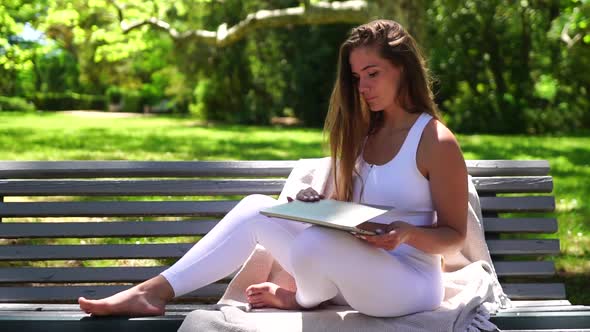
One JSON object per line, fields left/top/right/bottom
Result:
{"left": 324, "top": 19, "right": 441, "bottom": 201}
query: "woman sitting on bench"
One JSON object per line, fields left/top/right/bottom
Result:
{"left": 78, "top": 19, "right": 468, "bottom": 318}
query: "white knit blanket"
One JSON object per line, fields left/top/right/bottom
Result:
{"left": 178, "top": 157, "right": 511, "bottom": 332}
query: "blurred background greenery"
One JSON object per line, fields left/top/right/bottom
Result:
{"left": 1, "top": 0, "right": 589, "bottom": 133}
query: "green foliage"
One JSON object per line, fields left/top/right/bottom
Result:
{"left": 120, "top": 90, "right": 142, "bottom": 113}
{"left": 32, "top": 92, "right": 105, "bottom": 110}
{"left": 428, "top": 0, "right": 590, "bottom": 133}
{"left": 191, "top": 21, "right": 352, "bottom": 125}
{"left": 1, "top": 0, "right": 590, "bottom": 132}
{"left": 0, "top": 95, "right": 35, "bottom": 112}
{"left": 106, "top": 86, "right": 122, "bottom": 104}
{"left": 236, "top": 23, "right": 351, "bottom": 126}
{"left": 105, "top": 87, "right": 142, "bottom": 113}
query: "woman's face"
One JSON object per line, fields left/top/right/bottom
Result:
{"left": 349, "top": 46, "right": 402, "bottom": 112}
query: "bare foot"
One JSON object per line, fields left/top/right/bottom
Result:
{"left": 245, "top": 282, "right": 302, "bottom": 310}
{"left": 78, "top": 275, "right": 174, "bottom": 316}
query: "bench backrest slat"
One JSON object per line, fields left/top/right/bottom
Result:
{"left": 502, "top": 283, "right": 565, "bottom": 300}
{"left": 0, "top": 160, "right": 549, "bottom": 178}
{"left": 0, "top": 176, "right": 553, "bottom": 196}
{"left": 0, "top": 262, "right": 556, "bottom": 283}
{"left": 0, "top": 196, "right": 555, "bottom": 218}
{"left": 0, "top": 243, "right": 194, "bottom": 261}
{"left": 0, "top": 217, "right": 557, "bottom": 239}
{"left": 0, "top": 161, "right": 298, "bottom": 178}
{"left": 479, "top": 196, "right": 554, "bottom": 212}
{"left": 0, "top": 284, "right": 226, "bottom": 303}
{"left": 0, "top": 267, "right": 168, "bottom": 283}
{"left": 482, "top": 218, "right": 558, "bottom": 233}
{"left": 0, "top": 239, "right": 560, "bottom": 261}
{"left": 0, "top": 220, "right": 216, "bottom": 238}
{"left": 0, "top": 180, "right": 286, "bottom": 196}
{"left": 493, "top": 261, "right": 555, "bottom": 277}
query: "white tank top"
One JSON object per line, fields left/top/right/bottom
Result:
{"left": 352, "top": 112, "right": 435, "bottom": 227}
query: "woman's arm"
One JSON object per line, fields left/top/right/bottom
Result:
{"left": 360, "top": 121, "right": 468, "bottom": 256}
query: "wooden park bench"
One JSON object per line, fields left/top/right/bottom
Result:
{"left": 1, "top": 160, "right": 589, "bottom": 331}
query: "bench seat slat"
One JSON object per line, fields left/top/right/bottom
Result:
{"left": 0, "top": 196, "right": 555, "bottom": 218}
{"left": 502, "top": 283, "right": 566, "bottom": 300}
{"left": 0, "top": 240, "right": 559, "bottom": 261}
{"left": 0, "top": 160, "right": 549, "bottom": 178}
{"left": 509, "top": 300, "right": 572, "bottom": 307}
{"left": 0, "top": 217, "right": 559, "bottom": 239}
{"left": 0, "top": 176, "right": 553, "bottom": 196}
{"left": 499, "top": 305, "right": 590, "bottom": 313}
{"left": 0, "top": 284, "right": 227, "bottom": 303}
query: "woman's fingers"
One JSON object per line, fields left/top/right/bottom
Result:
{"left": 355, "top": 232, "right": 401, "bottom": 251}
{"left": 296, "top": 187, "right": 322, "bottom": 202}
{"left": 250, "top": 302, "right": 266, "bottom": 308}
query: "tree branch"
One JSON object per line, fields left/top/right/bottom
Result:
{"left": 561, "top": 23, "right": 581, "bottom": 48}
{"left": 108, "top": 0, "right": 125, "bottom": 23}
{"left": 560, "top": 8, "right": 582, "bottom": 48}
{"left": 111, "top": 0, "right": 369, "bottom": 47}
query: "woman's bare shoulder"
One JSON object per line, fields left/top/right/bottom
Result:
{"left": 416, "top": 117, "right": 465, "bottom": 179}
{"left": 421, "top": 118, "right": 464, "bottom": 167}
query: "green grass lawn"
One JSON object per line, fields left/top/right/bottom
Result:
{"left": 1, "top": 111, "right": 589, "bottom": 303}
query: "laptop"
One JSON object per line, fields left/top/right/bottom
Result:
{"left": 260, "top": 199, "right": 390, "bottom": 235}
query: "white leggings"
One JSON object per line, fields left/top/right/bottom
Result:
{"left": 161, "top": 194, "right": 444, "bottom": 317}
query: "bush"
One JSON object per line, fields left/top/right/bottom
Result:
{"left": 106, "top": 86, "right": 123, "bottom": 105}
{"left": 120, "top": 90, "right": 142, "bottom": 113}
{"left": 0, "top": 96, "right": 35, "bottom": 112}
{"left": 105, "top": 87, "right": 145, "bottom": 113}
{"left": 32, "top": 92, "right": 106, "bottom": 111}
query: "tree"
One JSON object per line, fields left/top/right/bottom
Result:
{"left": 96, "top": 0, "right": 426, "bottom": 121}
{"left": 428, "top": 0, "right": 590, "bottom": 133}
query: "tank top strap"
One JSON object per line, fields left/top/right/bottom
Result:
{"left": 402, "top": 113, "right": 433, "bottom": 159}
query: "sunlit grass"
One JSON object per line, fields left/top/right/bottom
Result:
{"left": 0, "top": 111, "right": 326, "bottom": 160}
{"left": 1, "top": 111, "right": 589, "bottom": 303}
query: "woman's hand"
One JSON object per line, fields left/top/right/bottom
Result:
{"left": 287, "top": 187, "right": 324, "bottom": 203}
{"left": 355, "top": 221, "right": 415, "bottom": 251}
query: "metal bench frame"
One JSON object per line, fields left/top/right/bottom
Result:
{"left": 0, "top": 160, "right": 589, "bottom": 331}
